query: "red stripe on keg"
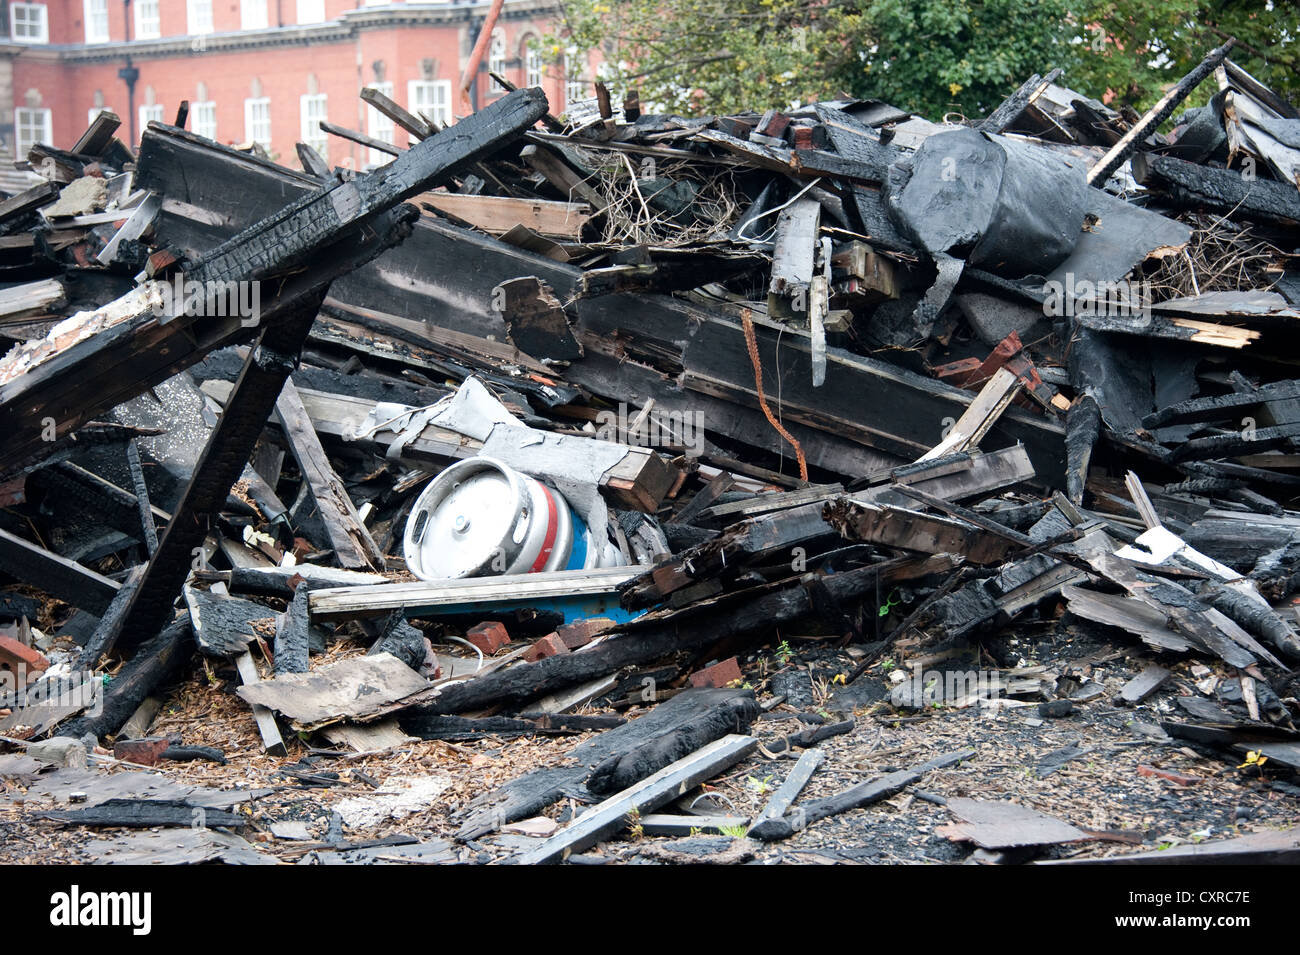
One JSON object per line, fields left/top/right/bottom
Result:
{"left": 529, "top": 483, "right": 560, "bottom": 573}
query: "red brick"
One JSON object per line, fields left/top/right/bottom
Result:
{"left": 465, "top": 621, "right": 510, "bottom": 656}
{"left": 555, "top": 617, "right": 617, "bottom": 651}
{"left": 524, "top": 633, "right": 570, "bottom": 663}
{"left": 688, "top": 656, "right": 743, "bottom": 689}
{"left": 114, "top": 737, "right": 173, "bottom": 767}
{"left": 0, "top": 635, "right": 49, "bottom": 685}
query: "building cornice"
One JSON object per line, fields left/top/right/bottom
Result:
{"left": 22, "top": 1, "right": 560, "bottom": 64}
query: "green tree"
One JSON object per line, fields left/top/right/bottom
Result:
{"left": 550, "top": 0, "right": 1296, "bottom": 120}
{"left": 1067, "top": 0, "right": 1298, "bottom": 111}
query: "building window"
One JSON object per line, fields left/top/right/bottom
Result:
{"left": 565, "top": 51, "right": 586, "bottom": 106}
{"left": 245, "top": 96, "right": 271, "bottom": 150}
{"left": 10, "top": 3, "right": 49, "bottom": 43}
{"left": 296, "top": 0, "right": 325, "bottom": 24}
{"left": 192, "top": 101, "right": 217, "bottom": 140}
{"left": 525, "top": 46, "right": 542, "bottom": 89}
{"left": 15, "top": 107, "right": 52, "bottom": 158}
{"left": 139, "top": 103, "right": 164, "bottom": 134}
{"left": 84, "top": 0, "right": 110, "bottom": 43}
{"left": 408, "top": 80, "right": 451, "bottom": 131}
{"left": 365, "top": 82, "right": 394, "bottom": 166}
{"left": 135, "top": 0, "right": 160, "bottom": 39}
{"left": 488, "top": 33, "right": 506, "bottom": 84}
{"left": 240, "top": 0, "right": 268, "bottom": 29}
{"left": 88, "top": 107, "right": 110, "bottom": 126}
{"left": 300, "top": 93, "right": 328, "bottom": 162}
{"left": 187, "top": 0, "right": 214, "bottom": 34}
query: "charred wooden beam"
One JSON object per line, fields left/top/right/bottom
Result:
{"left": 0, "top": 526, "right": 120, "bottom": 614}
{"left": 1088, "top": 38, "right": 1234, "bottom": 186}
{"left": 979, "top": 70, "right": 1063, "bottom": 134}
{"left": 409, "top": 556, "right": 945, "bottom": 715}
{"left": 61, "top": 615, "right": 194, "bottom": 741}
{"left": 1132, "top": 152, "right": 1300, "bottom": 226}
{"left": 108, "top": 294, "right": 328, "bottom": 658}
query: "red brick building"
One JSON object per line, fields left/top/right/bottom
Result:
{"left": 0, "top": 0, "right": 591, "bottom": 176}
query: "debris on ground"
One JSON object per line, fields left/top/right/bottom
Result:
{"left": 2, "top": 51, "right": 1300, "bottom": 866}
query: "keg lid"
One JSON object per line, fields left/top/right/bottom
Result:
{"left": 404, "top": 458, "right": 525, "bottom": 579}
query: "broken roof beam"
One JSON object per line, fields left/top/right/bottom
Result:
{"left": 0, "top": 526, "right": 120, "bottom": 615}
{"left": 83, "top": 92, "right": 549, "bottom": 658}
{"left": 979, "top": 69, "right": 1064, "bottom": 133}
{"left": 1132, "top": 151, "right": 1300, "bottom": 226}
{"left": 1088, "top": 37, "right": 1235, "bottom": 186}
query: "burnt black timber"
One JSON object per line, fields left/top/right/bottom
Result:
{"left": 39, "top": 798, "right": 243, "bottom": 829}
{"left": 186, "top": 89, "right": 548, "bottom": 287}
{"left": 399, "top": 712, "right": 625, "bottom": 742}
{"left": 422, "top": 558, "right": 938, "bottom": 716}
{"left": 1066, "top": 394, "right": 1102, "bottom": 505}
{"left": 749, "top": 748, "right": 974, "bottom": 841}
{"left": 978, "top": 70, "right": 1062, "bottom": 133}
{"left": 0, "top": 182, "right": 61, "bottom": 234}
{"left": 455, "top": 688, "right": 754, "bottom": 838}
{"left": 669, "top": 472, "right": 736, "bottom": 526}
{"left": 107, "top": 296, "right": 326, "bottom": 658}
{"left": 1089, "top": 38, "right": 1234, "bottom": 187}
{"left": 130, "top": 127, "right": 1063, "bottom": 483}
{"left": 61, "top": 615, "right": 194, "bottom": 741}
{"left": 0, "top": 93, "right": 546, "bottom": 478}
{"left": 586, "top": 692, "right": 759, "bottom": 795}
{"left": 1198, "top": 582, "right": 1300, "bottom": 662}
{"left": 1224, "top": 59, "right": 1299, "bottom": 119}
{"left": 274, "top": 585, "right": 312, "bottom": 675}
{"left": 812, "top": 104, "right": 900, "bottom": 180}
{"left": 0, "top": 526, "right": 120, "bottom": 614}
{"left": 125, "top": 439, "right": 159, "bottom": 555}
{"left": 1132, "top": 152, "right": 1300, "bottom": 226}
{"left": 0, "top": 207, "right": 413, "bottom": 478}
{"left": 71, "top": 110, "right": 123, "bottom": 157}
{"left": 74, "top": 565, "right": 144, "bottom": 672}
{"left": 367, "top": 609, "right": 427, "bottom": 672}
{"left": 35, "top": 462, "right": 170, "bottom": 541}
{"left": 1169, "top": 423, "right": 1300, "bottom": 463}
{"left": 1143, "top": 380, "right": 1300, "bottom": 429}
{"left": 161, "top": 744, "right": 227, "bottom": 764}
{"left": 763, "top": 718, "right": 855, "bottom": 754}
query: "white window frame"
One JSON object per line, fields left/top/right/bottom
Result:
{"left": 296, "top": 0, "right": 325, "bottom": 25}
{"left": 15, "top": 107, "right": 53, "bottom": 158}
{"left": 139, "top": 103, "right": 164, "bottom": 133}
{"left": 564, "top": 51, "right": 586, "bottom": 106}
{"left": 88, "top": 107, "right": 109, "bottom": 126}
{"left": 365, "top": 82, "right": 394, "bottom": 166}
{"left": 408, "top": 79, "right": 451, "bottom": 131}
{"left": 191, "top": 100, "right": 217, "bottom": 141}
{"left": 10, "top": 3, "right": 49, "bottom": 43}
{"left": 488, "top": 33, "right": 507, "bottom": 84}
{"left": 134, "top": 0, "right": 160, "bottom": 39}
{"left": 187, "top": 0, "right": 214, "bottom": 35}
{"left": 244, "top": 96, "right": 271, "bottom": 150}
{"left": 84, "top": 0, "right": 110, "bottom": 43}
{"left": 525, "top": 46, "right": 542, "bottom": 88}
{"left": 300, "top": 93, "right": 328, "bottom": 162}
{"left": 240, "top": 0, "right": 268, "bottom": 30}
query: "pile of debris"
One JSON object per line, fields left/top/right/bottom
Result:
{"left": 1, "top": 43, "right": 1300, "bottom": 865}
